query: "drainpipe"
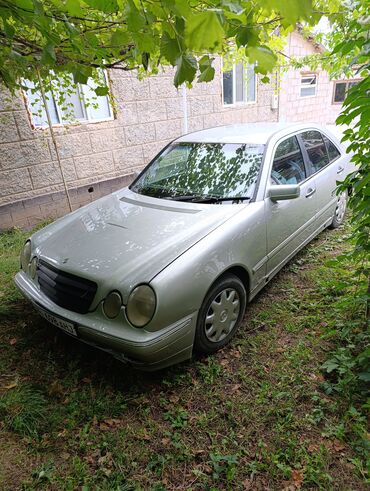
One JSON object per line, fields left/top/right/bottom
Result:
{"left": 182, "top": 85, "right": 188, "bottom": 134}
{"left": 37, "top": 69, "right": 73, "bottom": 213}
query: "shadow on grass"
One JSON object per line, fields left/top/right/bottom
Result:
{"left": 3, "top": 228, "right": 337, "bottom": 400}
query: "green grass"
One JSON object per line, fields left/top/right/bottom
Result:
{"left": 0, "top": 223, "right": 368, "bottom": 490}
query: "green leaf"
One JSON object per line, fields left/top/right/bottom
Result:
{"left": 111, "top": 30, "right": 130, "bottom": 47}
{"left": 41, "top": 41, "right": 56, "bottom": 65}
{"left": 126, "top": 1, "right": 146, "bottom": 31}
{"left": 161, "top": 0, "right": 190, "bottom": 17}
{"left": 221, "top": 0, "right": 244, "bottom": 14}
{"left": 65, "top": 21, "right": 80, "bottom": 38}
{"left": 358, "top": 371, "right": 370, "bottom": 382}
{"left": 322, "top": 359, "right": 339, "bottom": 373}
{"left": 185, "top": 11, "right": 224, "bottom": 51}
{"left": 94, "top": 86, "right": 109, "bottom": 96}
{"left": 72, "top": 66, "right": 92, "bottom": 84}
{"left": 263, "top": 0, "right": 313, "bottom": 25}
{"left": 84, "top": 0, "right": 118, "bottom": 13}
{"left": 198, "top": 55, "right": 215, "bottom": 82}
{"left": 142, "top": 52, "right": 150, "bottom": 71}
{"left": 3, "top": 20, "right": 15, "bottom": 39}
{"left": 174, "top": 53, "right": 197, "bottom": 87}
{"left": 15, "top": 0, "right": 33, "bottom": 10}
{"left": 235, "top": 26, "right": 259, "bottom": 47}
{"left": 64, "top": 0, "right": 84, "bottom": 17}
{"left": 246, "top": 45, "right": 277, "bottom": 74}
{"left": 160, "top": 32, "right": 181, "bottom": 65}
{"left": 32, "top": 0, "right": 44, "bottom": 16}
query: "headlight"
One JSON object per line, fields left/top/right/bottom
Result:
{"left": 126, "top": 285, "right": 156, "bottom": 328}
{"left": 103, "top": 291, "right": 122, "bottom": 319}
{"left": 20, "top": 240, "right": 31, "bottom": 273}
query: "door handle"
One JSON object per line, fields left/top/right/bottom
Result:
{"left": 337, "top": 166, "right": 344, "bottom": 175}
{"left": 305, "top": 188, "right": 316, "bottom": 198}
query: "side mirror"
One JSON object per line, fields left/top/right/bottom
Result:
{"left": 268, "top": 184, "right": 300, "bottom": 201}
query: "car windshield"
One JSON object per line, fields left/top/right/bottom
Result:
{"left": 130, "top": 142, "right": 265, "bottom": 202}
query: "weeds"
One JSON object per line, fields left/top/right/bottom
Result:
{"left": 0, "top": 385, "right": 47, "bottom": 438}
{"left": 0, "top": 224, "right": 368, "bottom": 489}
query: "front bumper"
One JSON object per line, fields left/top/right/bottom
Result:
{"left": 15, "top": 271, "right": 197, "bottom": 371}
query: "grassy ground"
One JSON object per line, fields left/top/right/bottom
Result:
{"left": 0, "top": 223, "right": 368, "bottom": 490}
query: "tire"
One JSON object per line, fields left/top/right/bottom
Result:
{"left": 194, "top": 274, "right": 247, "bottom": 355}
{"left": 329, "top": 190, "right": 347, "bottom": 229}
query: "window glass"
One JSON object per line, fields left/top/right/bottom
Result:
{"left": 25, "top": 81, "right": 59, "bottom": 126}
{"left": 300, "top": 74, "right": 317, "bottom": 97}
{"left": 223, "top": 70, "right": 233, "bottom": 105}
{"left": 348, "top": 81, "right": 359, "bottom": 90}
{"left": 334, "top": 82, "right": 346, "bottom": 103}
{"left": 271, "top": 136, "right": 306, "bottom": 185}
{"left": 131, "top": 142, "right": 265, "bottom": 200}
{"left": 24, "top": 74, "right": 112, "bottom": 127}
{"left": 222, "top": 62, "right": 256, "bottom": 105}
{"left": 333, "top": 80, "right": 360, "bottom": 103}
{"left": 82, "top": 79, "right": 111, "bottom": 120}
{"left": 235, "top": 62, "right": 244, "bottom": 102}
{"left": 59, "top": 86, "right": 87, "bottom": 121}
{"left": 246, "top": 63, "right": 256, "bottom": 102}
{"left": 322, "top": 134, "right": 341, "bottom": 162}
{"left": 301, "top": 131, "right": 329, "bottom": 173}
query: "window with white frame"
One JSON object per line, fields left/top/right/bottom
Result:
{"left": 223, "top": 62, "right": 256, "bottom": 105}
{"left": 300, "top": 74, "right": 317, "bottom": 97}
{"left": 24, "top": 73, "right": 113, "bottom": 127}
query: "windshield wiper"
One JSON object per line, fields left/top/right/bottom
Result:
{"left": 168, "top": 195, "right": 251, "bottom": 203}
{"left": 168, "top": 194, "right": 204, "bottom": 201}
{"left": 193, "top": 196, "right": 251, "bottom": 203}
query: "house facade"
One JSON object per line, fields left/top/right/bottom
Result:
{"left": 279, "top": 30, "right": 360, "bottom": 125}
{"left": 0, "top": 57, "right": 277, "bottom": 230}
{"left": 0, "top": 31, "right": 359, "bottom": 230}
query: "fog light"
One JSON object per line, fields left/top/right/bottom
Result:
{"left": 29, "top": 257, "right": 38, "bottom": 279}
{"left": 103, "top": 291, "right": 122, "bottom": 319}
{"left": 20, "top": 240, "right": 31, "bottom": 273}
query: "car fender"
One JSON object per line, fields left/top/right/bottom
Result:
{"left": 147, "top": 201, "right": 266, "bottom": 332}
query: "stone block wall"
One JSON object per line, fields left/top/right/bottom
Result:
{"left": 0, "top": 57, "right": 278, "bottom": 230}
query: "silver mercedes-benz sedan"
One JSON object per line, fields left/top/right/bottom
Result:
{"left": 15, "top": 123, "right": 353, "bottom": 370}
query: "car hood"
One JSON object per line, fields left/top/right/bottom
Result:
{"left": 32, "top": 188, "right": 247, "bottom": 305}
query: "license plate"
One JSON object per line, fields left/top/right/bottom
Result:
{"left": 35, "top": 304, "right": 78, "bottom": 337}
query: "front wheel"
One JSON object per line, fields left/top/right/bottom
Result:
{"left": 194, "top": 274, "right": 247, "bottom": 355}
{"left": 329, "top": 190, "right": 347, "bottom": 229}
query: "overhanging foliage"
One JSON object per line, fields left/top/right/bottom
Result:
{"left": 0, "top": 0, "right": 321, "bottom": 90}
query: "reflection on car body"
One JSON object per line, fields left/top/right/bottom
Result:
{"left": 15, "top": 123, "right": 354, "bottom": 370}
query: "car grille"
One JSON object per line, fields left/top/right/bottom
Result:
{"left": 37, "top": 259, "right": 97, "bottom": 314}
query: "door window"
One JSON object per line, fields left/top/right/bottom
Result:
{"left": 301, "top": 131, "right": 329, "bottom": 173}
{"left": 322, "top": 134, "right": 341, "bottom": 162}
{"left": 271, "top": 136, "right": 306, "bottom": 185}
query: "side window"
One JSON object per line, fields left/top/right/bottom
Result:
{"left": 271, "top": 136, "right": 306, "bottom": 185}
{"left": 322, "top": 134, "right": 341, "bottom": 162}
{"left": 301, "top": 131, "right": 329, "bottom": 173}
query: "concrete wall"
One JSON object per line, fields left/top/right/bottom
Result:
{"left": 0, "top": 57, "right": 278, "bottom": 230}
{"left": 279, "top": 31, "right": 344, "bottom": 125}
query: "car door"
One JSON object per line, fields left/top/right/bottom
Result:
{"left": 299, "top": 130, "right": 345, "bottom": 228}
{"left": 264, "top": 134, "right": 318, "bottom": 278}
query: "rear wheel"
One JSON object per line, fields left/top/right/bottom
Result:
{"left": 329, "top": 190, "right": 347, "bottom": 229}
{"left": 194, "top": 274, "right": 246, "bottom": 355}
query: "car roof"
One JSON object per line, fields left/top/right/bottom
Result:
{"left": 176, "top": 122, "right": 325, "bottom": 145}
